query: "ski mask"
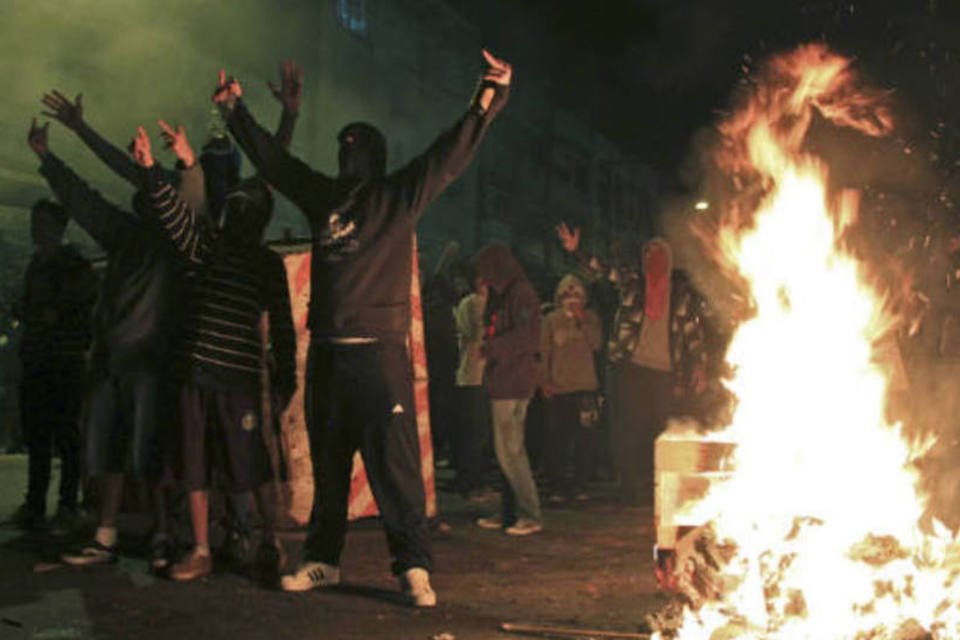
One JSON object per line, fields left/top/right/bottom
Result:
{"left": 220, "top": 177, "right": 274, "bottom": 245}
{"left": 200, "top": 136, "right": 242, "bottom": 221}
{"left": 337, "top": 122, "right": 386, "bottom": 182}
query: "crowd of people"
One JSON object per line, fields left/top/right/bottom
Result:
{"left": 10, "top": 48, "right": 725, "bottom": 608}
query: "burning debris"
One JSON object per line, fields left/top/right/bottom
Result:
{"left": 652, "top": 44, "right": 960, "bottom": 639}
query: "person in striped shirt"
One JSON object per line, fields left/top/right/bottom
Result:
{"left": 132, "top": 125, "right": 296, "bottom": 583}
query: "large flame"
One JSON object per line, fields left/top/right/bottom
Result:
{"left": 663, "top": 45, "right": 960, "bottom": 639}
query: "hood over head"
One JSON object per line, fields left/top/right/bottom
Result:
{"left": 554, "top": 273, "right": 588, "bottom": 306}
{"left": 474, "top": 243, "right": 523, "bottom": 293}
{"left": 337, "top": 122, "right": 387, "bottom": 182}
{"left": 220, "top": 176, "right": 274, "bottom": 244}
{"left": 200, "top": 136, "right": 242, "bottom": 220}
{"left": 641, "top": 236, "right": 673, "bottom": 281}
{"left": 30, "top": 198, "right": 67, "bottom": 248}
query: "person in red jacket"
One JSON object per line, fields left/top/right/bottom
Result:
{"left": 473, "top": 244, "right": 543, "bottom": 536}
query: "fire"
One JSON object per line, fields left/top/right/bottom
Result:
{"left": 661, "top": 45, "right": 960, "bottom": 639}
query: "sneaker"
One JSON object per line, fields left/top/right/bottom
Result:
{"left": 170, "top": 550, "right": 213, "bottom": 581}
{"left": 505, "top": 518, "right": 542, "bottom": 536}
{"left": 400, "top": 567, "right": 437, "bottom": 608}
{"left": 149, "top": 533, "right": 178, "bottom": 573}
{"left": 61, "top": 540, "right": 117, "bottom": 566}
{"left": 547, "top": 493, "right": 567, "bottom": 505}
{"left": 254, "top": 538, "right": 286, "bottom": 587}
{"left": 280, "top": 561, "right": 340, "bottom": 592}
{"left": 475, "top": 516, "right": 504, "bottom": 530}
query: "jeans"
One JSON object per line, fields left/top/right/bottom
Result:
{"left": 544, "top": 391, "right": 598, "bottom": 494}
{"left": 491, "top": 398, "right": 542, "bottom": 524}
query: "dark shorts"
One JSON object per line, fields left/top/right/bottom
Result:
{"left": 179, "top": 383, "right": 271, "bottom": 493}
{"left": 85, "top": 368, "right": 173, "bottom": 480}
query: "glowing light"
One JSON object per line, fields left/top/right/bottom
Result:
{"left": 661, "top": 44, "right": 959, "bottom": 639}
{"left": 694, "top": 200, "right": 710, "bottom": 211}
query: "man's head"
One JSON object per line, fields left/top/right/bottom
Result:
{"left": 337, "top": 122, "right": 386, "bottom": 182}
{"left": 474, "top": 243, "right": 523, "bottom": 294}
{"left": 200, "top": 136, "right": 242, "bottom": 219}
{"left": 220, "top": 177, "right": 274, "bottom": 245}
{"left": 30, "top": 198, "right": 67, "bottom": 250}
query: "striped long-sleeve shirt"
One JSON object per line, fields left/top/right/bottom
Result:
{"left": 145, "top": 167, "right": 296, "bottom": 399}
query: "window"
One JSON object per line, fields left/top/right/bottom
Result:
{"left": 336, "top": 0, "right": 368, "bottom": 36}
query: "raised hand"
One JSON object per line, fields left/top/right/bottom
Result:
{"left": 212, "top": 69, "right": 243, "bottom": 111}
{"left": 130, "top": 126, "right": 154, "bottom": 168}
{"left": 556, "top": 222, "right": 580, "bottom": 253}
{"left": 267, "top": 60, "right": 304, "bottom": 114}
{"left": 27, "top": 118, "right": 50, "bottom": 157}
{"left": 157, "top": 119, "right": 195, "bottom": 167}
{"left": 481, "top": 49, "right": 512, "bottom": 87}
{"left": 41, "top": 90, "right": 84, "bottom": 130}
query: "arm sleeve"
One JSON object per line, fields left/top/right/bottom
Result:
{"left": 143, "top": 165, "right": 212, "bottom": 263}
{"left": 487, "top": 283, "right": 540, "bottom": 363}
{"left": 73, "top": 120, "right": 140, "bottom": 186}
{"left": 264, "top": 253, "right": 297, "bottom": 397}
{"left": 226, "top": 101, "right": 333, "bottom": 216}
{"left": 274, "top": 108, "right": 299, "bottom": 150}
{"left": 39, "top": 153, "right": 134, "bottom": 252}
{"left": 383, "top": 84, "right": 509, "bottom": 224}
{"left": 175, "top": 162, "right": 207, "bottom": 216}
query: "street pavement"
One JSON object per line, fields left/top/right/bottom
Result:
{"left": 0, "top": 454, "right": 663, "bottom": 640}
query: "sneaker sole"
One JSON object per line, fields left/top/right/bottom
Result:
{"left": 505, "top": 526, "right": 543, "bottom": 537}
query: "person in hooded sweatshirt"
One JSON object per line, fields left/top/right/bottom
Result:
{"left": 131, "top": 125, "right": 296, "bottom": 584}
{"left": 473, "top": 244, "right": 544, "bottom": 536}
{"left": 556, "top": 224, "right": 708, "bottom": 505}
{"left": 211, "top": 50, "right": 512, "bottom": 606}
{"left": 539, "top": 274, "right": 603, "bottom": 503}
{"left": 13, "top": 199, "right": 97, "bottom": 532}
{"left": 27, "top": 117, "right": 188, "bottom": 570}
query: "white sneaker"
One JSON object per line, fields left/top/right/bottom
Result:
{"left": 280, "top": 561, "right": 340, "bottom": 592}
{"left": 475, "top": 515, "right": 503, "bottom": 530}
{"left": 400, "top": 567, "right": 437, "bottom": 607}
{"left": 505, "top": 518, "right": 542, "bottom": 536}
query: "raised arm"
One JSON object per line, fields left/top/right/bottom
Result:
{"left": 384, "top": 49, "right": 512, "bottom": 223}
{"left": 133, "top": 126, "right": 211, "bottom": 264}
{"left": 556, "top": 222, "right": 631, "bottom": 286}
{"left": 268, "top": 60, "right": 304, "bottom": 150}
{"left": 42, "top": 90, "right": 140, "bottom": 186}
{"left": 214, "top": 70, "right": 333, "bottom": 215}
{"left": 29, "top": 118, "right": 133, "bottom": 253}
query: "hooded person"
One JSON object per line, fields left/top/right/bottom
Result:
{"left": 556, "top": 227, "right": 709, "bottom": 505}
{"left": 472, "top": 244, "right": 544, "bottom": 536}
{"left": 28, "top": 118, "right": 189, "bottom": 572}
{"left": 134, "top": 124, "right": 296, "bottom": 584}
{"left": 539, "top": 274, "right": 603, "bottom": 501}
{"left": 212, "top": 50, "right": 512, "bottom": 605}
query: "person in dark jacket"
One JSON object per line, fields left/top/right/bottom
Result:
{"left": 132, "top": 125, "right": 296, "bottom": 583}
{"left": 473, "top": 244, "right": 544, "bottom": 536}
{"left": 212, "top": 49, "right": 512, "bottom": 605}
{"left": 557, "top": 224, "right": 708, "bottom": 505}
{"left": 12, "top": 199, "right": 97, "bottom": 531}
{"left": 28, "top": 118, "right": 187, "bottom": 569}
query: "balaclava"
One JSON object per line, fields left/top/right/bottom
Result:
{"left": 200, "top": 136, "right": 242, "bottom": 221}
{"left": 337, "top": 122, "right": 387, "bottom": 182}
{"left": 220, "top": 177, "right": 274, "bottom": 245}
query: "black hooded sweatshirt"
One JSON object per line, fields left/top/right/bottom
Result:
{"left": 225, "top": 84, "right": 509, "bottom": 345}
{"left": 38, "top": 153, "right": 187, "bottom": 374}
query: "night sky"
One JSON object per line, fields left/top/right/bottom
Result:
{"left": 448, "top": 0, "right": 960, "bottom": 190}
